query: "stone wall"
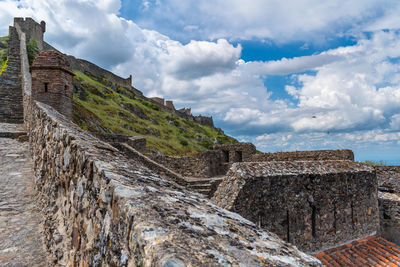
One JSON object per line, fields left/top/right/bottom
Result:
{"left": 13, "top": 17, "right": 44, "bottom": 50}
{"left": 194, "top": 115, "right": 214, "bottom": 127}
{"left": 251, "top": 149, "right": 354, "bottom": 162}
{"left": 212, "top": 161, "right": 379, "bottom": 253}
{"left": 150, "top": 150, "right": 228, "bottom": 178}
{"left": 0, "top": 26, "right": 23, "bottom": 123}
{"left": 214, "top": 143, "right": 257, "bottom": 163}
{"left": 378, "top": 192, "right": 400, "bottom": 245}
{"left": 25, "top": 100, "right": 321, "bottom": 266}
{"left": 66, "top": 56, "right": 133, "bottom": 89}
{"left": 94, "top": 134, "right": 146, "bottom": 152}
{"left": 376, "top": 166, "right": 400, "bottom": 245}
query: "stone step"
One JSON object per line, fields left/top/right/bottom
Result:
{"left": 188, "top": 183, "right": 212, "bottom": 190}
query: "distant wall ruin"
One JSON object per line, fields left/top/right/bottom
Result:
{"left": 251, "top": 149, "right": 354, "bottom": 162}
{"left": 14, "top": 17, "right": 45, "bottom": 50}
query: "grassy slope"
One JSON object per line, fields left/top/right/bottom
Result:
{"left": 73, "top": 70, "right": 237, "bottom": 156}
{"left": 0, "top": 36, "right": 9, "bottom": 73}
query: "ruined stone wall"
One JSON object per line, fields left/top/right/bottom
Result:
{"left": 23, "top": 100, "right": 321, "bottom": 266}
{"left": 376, "top": 166, "right": 400, "bottom": 245}
{"left": 150, "top": 150, "right": 228, "bottom": 178}
{"left": 212, "top": 161, "right": 379, "bottom": 253}
{"left": 378, "top": 192, "right": 400, "bottom": 245}
{"left": 0, "top": 26, "right": 23, "bottom": 123}
{"left": 214, "top": 143, "right": 256, "bottom": 162}
{"left": 193, "top": 115, "right": 213, "bottom": 127}
{"left": 66, "top": 56, "right": 133, "bottom": 89}
{"left": 13, "top": 17, "right": 44, "bottom": 50}
{"left": 251, "top": 149, "right": 354, "bottom": 162}
{"left": 94, "top": 134, "right": 146, "bottom": 152}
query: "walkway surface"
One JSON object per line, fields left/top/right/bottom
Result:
{"left": 0, "top": 124, "right": 47, "bottom": 266}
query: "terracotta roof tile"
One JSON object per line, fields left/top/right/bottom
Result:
{"left": 313, "top": 235, "right": 400, "bottom": 266}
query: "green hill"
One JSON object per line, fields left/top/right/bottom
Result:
{"left": 72, "top": 69, "right": 237, "bottom": 155}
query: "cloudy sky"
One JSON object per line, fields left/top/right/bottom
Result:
{"left": 1, "top": 0, "right": 400, "bottom": 163}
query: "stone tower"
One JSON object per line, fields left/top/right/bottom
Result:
{"left": 31, "top": 50, "right": 74, "bottom": 118}
{"left": 13, "top": 17, "right": 45, "bottom": 51}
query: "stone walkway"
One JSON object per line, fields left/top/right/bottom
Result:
{"left": 0, "top": 125, "right": 47, "bottom": 266}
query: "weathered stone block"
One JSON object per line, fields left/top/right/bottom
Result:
{"left": 212, "top": 161, "right": 379, "bottom": 253}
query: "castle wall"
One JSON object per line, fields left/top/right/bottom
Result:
{"left": 94, "top": 133, "right": 147, "bottom": 151}
{"left": 212, "top": 161, "right": 379, "bottom": 253}
{"left": 376, "top": 166, "right": 400, "bottom": 245}
{"left": 0, "top": 26, "right": 24, "bottom": 123}
{"left": 214, "top": 143, "right": 257, "bottom": 163}
{"left": 14, "top": 17, "right": 44, "bottom": 51}
{"left": 66, "top": 55, "right": 133, "bottom": 89}
{"left": 150, "top": 150, "right": 228, "bottom": 178}
{"left": 251, "top": 149, "right": 354, "bottom": 162}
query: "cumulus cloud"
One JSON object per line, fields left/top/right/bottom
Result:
{"left": 159, "top": 39, "right": 241, "bottom": 80}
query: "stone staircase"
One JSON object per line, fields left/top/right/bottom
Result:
{"left": 0, "top": 26, "right": 23, "bottom": 124}
{"left": 110, "top": 141, "right": 225, "bottom": 197}
{"left": 186, "top": 176, "right": 224, "bottom": 198}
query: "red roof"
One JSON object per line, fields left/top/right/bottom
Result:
{"left": 313, "top": 235, "right": 400, "bottom": 266}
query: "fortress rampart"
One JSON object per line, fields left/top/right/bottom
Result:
{"left": 251, "top": 149, "right": 354, "bottom": 162}
{"left": 212, "top": 161, "right": 379, "bottom": 253}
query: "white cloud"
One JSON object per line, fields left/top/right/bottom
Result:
{"left": 159, "top": 39, "right": 241, "bottom": 80}
{"left": 130, "top": 0, "right": 399, "bottom": 43}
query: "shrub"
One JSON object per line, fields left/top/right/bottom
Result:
{"left": 0, "top": 56, "right": 8, "bottom": 74}
{"left": 364, "top": 160, "right": 387, "bottom": 167}
{"left": 179, "top": 139, "right": 189, "bottom": 146}
{"left": 27, "top": 38, "right": 39, "bottom": 66}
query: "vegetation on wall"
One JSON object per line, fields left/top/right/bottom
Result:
{"left": 72, "top": 70, "right": 237, "bottom": 155}
{"left": 27, "top": 38, "right": 39, "bottom": 66}
{"left": 365, "top": 160, "right": 387, "bottom": 167}
{"left": 0, "top": 35, "right": 9, "bottom": 74}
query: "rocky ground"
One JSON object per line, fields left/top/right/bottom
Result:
{"left": 0, "top": 123, "right": 47, "bottom": 266}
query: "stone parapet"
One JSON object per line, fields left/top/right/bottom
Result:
{"left": 212, "top": 161, "right": 379, "bottom": 253}
{"left": 379, "top": 192, "right": 400, "bottom": 245}
{"left": 251, "top": 149, "right": 354, "bottom": 162}
{"left": 26, "top": 101, "right": 321, "bottom": 266}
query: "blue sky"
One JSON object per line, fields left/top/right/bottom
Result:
{"left": 1, "top": 0, "right": 400, "bottom": 164}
